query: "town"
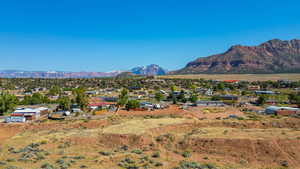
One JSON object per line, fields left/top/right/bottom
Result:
{"left": 1, "top": 76, "right": 300, "bottom": 123}
{"left": 0, "top": 75, "right": 300, "bottom": 169}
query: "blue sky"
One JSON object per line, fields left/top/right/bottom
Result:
{"left": 0, "top": 0, "right": 300, "bottom": 72}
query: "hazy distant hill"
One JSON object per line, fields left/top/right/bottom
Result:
{"left": 0, "top": 64, "right": 168, "bottom": 78}
{"left": 0, "top": 70, "right": 121, "bottom": 78}
{"left": 173, "top": 39, "right": 300, "bottom": 74}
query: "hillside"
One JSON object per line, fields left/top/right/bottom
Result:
{"left": 1, "top": 107, "right": 300, "bottom": 169}
{"left": 173, "top": 39, "right": 300, "bottom": 74}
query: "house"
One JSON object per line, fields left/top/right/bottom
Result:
{"left": 159, "top": 90, "right": 168, "bottom": 95}
{"left": 101, "top": 96, "right": 118, "bottom": 102}
{"left": 196, "top": 101, "right": 225, "bottom": 107}
{"left": 71, "top": 104, "right": 82, "bottom": 113}
{"left": 172, "top": 91, "right": 181, "bottom": 97}
{"left": 10, "top": 107, "right": 48, "bottom": 121}
{"left": 128, "top": 86, "right": 142, "bottom": 90}
{"left": 196, "top": 88, "right": 213, "bottom": 96}
{"left": 63, "top": 91, "right": 72, "bottom": 96}
{"left": 248, "top": 85, "right": 260, "bottom": 90}
{"left": 264, "top": 106, "right": 299, "bottom": 115}
{"left": 140, "top": 102, "right": 154, "bottom": 110}
{"left": 48, "top": 111, "right": 71, "bottom": 120}
{"left": 205, "top": 89, "right": 213, "bottom": 96}
{"left": 255, "top": 91, "right": 276, "bottom": 95}
{"left": 265, "top": 99, "right": 278, "bottom": 105}
{"left": 85, "top": 90, "right": 99, "bottom": 96}
{"left": 219, "top": 95, "right": 239, "bottom": 101}
{"left": 88, "top": 102, "right": 115, "bottom": 111}
{"left": 223, "top": 80, "right": 239, "bottom": 84}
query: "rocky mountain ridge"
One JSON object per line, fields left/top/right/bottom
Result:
{"left": 174, "top": 39, "right": 300, "bottom": 74}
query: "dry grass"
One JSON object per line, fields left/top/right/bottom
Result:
{"left": 160, "top": 73, "right": 300, "bottom": 81}
{"left": 102, "top": 118, "right": 187, "bottom": 134}
{"left": 189, "top": 127, "right": 300, "bottom": 139}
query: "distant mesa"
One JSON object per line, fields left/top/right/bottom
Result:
{"left": 172, "top": 39, "right": 300, "bottom": 74}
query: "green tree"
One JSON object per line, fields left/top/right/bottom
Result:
{"left": 57, "top": 96, "right": 71, "bottom": 110}
{"left": 171, "top": 93, "right": 177, "bottom": 104}
{"left": 190, "top": 84, "right": 197, "bottom": 93}
{"left": 216, "top": 82, "right": 225, "bottom": 91}
{"left": 22, "top": 95, "right": 32, "bottom": 105}
{"left": 155, "top": 92, "right": 165, "bottom": 102}
{"left": 73, "top": 87, "right": 88, "bottom": 110}
{"left": 289, "top": 93, "right": 300, "bottom": 107}
{"left": 178, "top": 90, "right": 187, "bottom": 103}
{"left": 257, "top": 95, "right": 267, "bottom": 105}
{"left": 189, "top": 94, "right": 198, "bottom": 103}
{"left": 118, "top": 88, "right": 129, "bottom": 106}
{"left": 125, "top": 100, "right": 140, "bottom": 110}
{"left": 48, "top": 86, "right": 62, "bottom": 96}
{"left": 30, "top": 93, "right": 45, "bottom": 105}
{"left": 0, "top": 92, "right": 19, "bottom": 115}
{"left": 170, "top": 85, "right": 177, "bottom": 92}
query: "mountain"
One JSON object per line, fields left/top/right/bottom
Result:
{"left": 0, "top": 70, "right": 121, "bottom": 78}
{"left": 0, "top": 64, "right": 168, "bottom": 78}
{"left": 131, "top": 64, "right": 167, "bottom": 76}
{"left": 173, "top": 39, "right": 300, "bottom": 74}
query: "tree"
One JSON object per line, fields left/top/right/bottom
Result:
{"left": 189, "top": 94, "right": 198, "bottom": 104}
{"left": 57, "top": 96, "right": 71, "bottom": 110}
{"left": 30, "top": 93, "right": 45, "bottom": 105}
{"left": 125, "top": 100, "right": 140, "bottom": 110}
{"left": 289, "top": 93, "right": 300, "bottom": 107}
{"left": 190, "top": 84, "right": 197, "bottom": 93}
{"left": 178, "top": 90, "right": 187, "bottom": 103}
{"left": 257, "top": 95, "right": 267, "bottom": 105}
{"left": 170, "top": 85, "right": 177, "bottom": 92}
{"left": 155, "top": 92, "right": 165, "bottom": 102}
{"left": 118, "top": 88, "right": 129, "bottom": 106}
{"left": 48, "top": 86, "right": 62, "bottom": 96}
{"left": 171, "top": 93, "right": 177, "bottom": 104}
{"left": 0, "top": 92, "right": 19, "bottom": 115}
{"left": 216, "top": 82, "right": 225, "bottom": 91}
{"left": 73, "top": 87, "right": 88, "bottom": 110}
{"left": 211, "top": 95, "right": 221, "bottom": 101}
{"left": 21, "top": 95, "right": 31, "bottom": 105}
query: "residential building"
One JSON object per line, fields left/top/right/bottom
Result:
{"left": 265, "top": 106, "right": 299, "bottom": 115}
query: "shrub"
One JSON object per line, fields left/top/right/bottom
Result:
{"left": 99, "top": 151, "right": 111, "bottom": 156}
{"left": 4, "top": 166, "right": 22, "bottom": 169}
{"left": 72, "top": 156, "right": 85, "bottom": 160}
{"left": 0, "top": 161, "right": 7, "bottom": 166}
{"left": 41, "top": 163, "right": 55, "bottom": 169}
{"left": 131, "top": 149, "right": 143, "bottom": 154}
{"left": 118, "top": 157, "right": 139, "bottom": 169}
{"left": 152, "top": 151, "right": 160, "bottom": 158}
{"left": 182, "top": 151, "right": 192, "bottom": 158}
{"left": 120, "top": 145, "right": 129, "bottom": 151}
{"left": 6, "top": 158, "right": 15, "bottom": 162}
{"left": 56, "top": 159, "right": 65, "bottom": 165}
{"left": 155, "top": 162, "right": 163, "bottom": 167}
